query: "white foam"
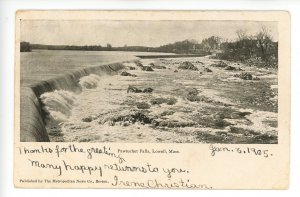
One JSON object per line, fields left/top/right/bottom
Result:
{"left": 271, "top": 85, "right": 278, "bottom": 89}
{"left": 79, "top": 74, "right": 101, "bottom": 89}
{"left": 227, "top": 109, "right": 277, "bottom": 135}
{"left": 40, "top": 90, "right": 76, "bottom": 123}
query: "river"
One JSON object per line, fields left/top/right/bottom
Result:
{"left": 37, "top": 54, "right": 278, "bottom": 144}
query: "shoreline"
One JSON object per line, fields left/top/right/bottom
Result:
{"left": 136, "top": 54, "right": 209, "bottom": 59}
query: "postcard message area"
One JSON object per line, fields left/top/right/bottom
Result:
{"left": 14, "top": 143, "right": 288, "bottom": 189}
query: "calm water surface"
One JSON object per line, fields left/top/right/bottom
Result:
{"left": 21, "top": 50, "right": 174, "bottom": 86}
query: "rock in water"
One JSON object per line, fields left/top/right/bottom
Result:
{"left": 150, "top": 63, "right": 166, "bottom": 69}
{"left": 225, "top": 66, "right": 237, "bottom": 71}
{"left": 120, "top": 71, "right": 137, "bottom": 77}
{"left": 136, "top": 102, "right": 151, "bottom": 109}
{"left": 142, "top": 66, "right": 154, "bottom": 71}
{"left": 178, "top": 61, "right": 199, "bottom": 71}
{"left": 234, "top": 72, "right": 253, "bottom": 80}
{"left": 128, "top": 66, "right": 136, "bottom": 70}
{"left": 150, "top": 97, "right": 177, "bottom": 105}
{"left": 161, "top": 110, "right": 175, "bottom": 116}
{"left": 82, "top": 116, "right": 93, "bottom": 122}
{"left": 253, "top": 76, "right": 260, "bottom": 80}
{"left": 143, "top": 87, "right": 154, "bottom": 93}
{"left": 204, "top": 68, "right": 212, "bottom": 72}
{"left": 187, "top": 87, "right": 199, "bottom": 96}
{"left": 127, "top": 86, "right": 154, "bottom": 93}
{"left": 186, "top": 88, "right": 201, "bottom": 102}
{"left": 211, "top": 61, "right": 228, "bottom": 68}
{"left": 131, "top": 112, "right": 153, "bottom": 124}
{"left": 127, "top": 85, "right": 143, "bottom": 93}
{"left": 135, "top": 61, "right": 144, "bottom": 68}
{"left": 195, "top": 61, "right": 204, "bottom": 65}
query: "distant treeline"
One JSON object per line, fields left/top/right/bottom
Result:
{"left": 21, "top": 40, "right": 210, "bottom": 55}
{"left": 21, "top": 26, "right": 278, "bottom": 67}
{"left": 29, "top": 43, "right": 150, "bottom": 52}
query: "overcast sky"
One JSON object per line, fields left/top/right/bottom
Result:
{"left": 21, "top": 20, "right": 277, "bottom": 47}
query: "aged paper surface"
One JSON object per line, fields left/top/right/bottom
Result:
{"left": 14, "top": 10, "right": 290, "bottom": 189}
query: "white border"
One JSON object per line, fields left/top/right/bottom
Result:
{"left": 1, "top": 0, "right": 300, "bottom": 196}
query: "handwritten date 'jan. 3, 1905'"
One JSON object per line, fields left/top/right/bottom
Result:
{"left": 209, "top": 144, "right": 273, "bottom": 158}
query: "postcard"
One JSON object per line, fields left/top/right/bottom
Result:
{"left": 14, "top": 10, "right": 290, "bottom": 189}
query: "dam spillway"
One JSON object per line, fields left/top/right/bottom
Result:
{"left": 20, "top": 62, "right": 128, "bottom": 142}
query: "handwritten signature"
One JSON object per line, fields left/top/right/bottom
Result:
{"left": 111, "top": 175, "right": 212, "bottom": 189}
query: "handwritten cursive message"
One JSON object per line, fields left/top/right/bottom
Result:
{"left": 17, "top": 144, "right": 213, "bottom": 189}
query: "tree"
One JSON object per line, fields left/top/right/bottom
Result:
{"left": 106, "top": 43, "right": 112, "bottom": 50}
{"left": 256, "top": 26, "right": 273, "bottom": 61}
{"left": 234, "top": 29, "right": 258, "bottom": 59}
{"left": 236, "top": 29, "right": 248, "bottom": 41}
{"left": 157, "top": 39, "right": 202, "bottom": 54}
{"left": 20, "top": 42, "right": 32, "bottom": 52}
{"left": 201, "top": 36, "right": 221, "bottom": 52}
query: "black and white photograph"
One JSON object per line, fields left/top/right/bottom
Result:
{"left": 20, "top": 19, "right": 279, "bottom": 144}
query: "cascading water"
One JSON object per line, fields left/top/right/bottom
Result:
{"left": 79, "top": 74, "right": 102, "bottom": 89}
{"left": 40, "top": 74, "right": 102, "bottom": 123}
{"left": 20, "top": 61, "right": 126, "bottom": 142}
{"left": 40, "top": 90, "right": 77, "bottom": 123}
{"left": 38, "top": 74, "right": 105, "bottom": 141}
